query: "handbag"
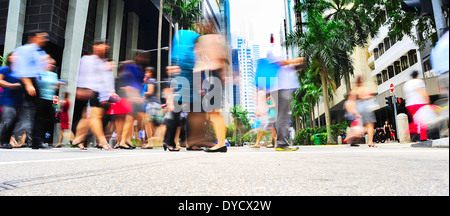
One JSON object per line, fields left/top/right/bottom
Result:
{"left": 106, "top": 98, "right": 133, "bottom": 115}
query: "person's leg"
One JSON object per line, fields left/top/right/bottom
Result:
{"left": 163, "top": 111, "right": 181, "bottom": 149}
{"left": 204, "top": 111, "right": 227, "bottom": 152}
{"left": 1, "top": 106, "right": 18, "bottom": 149}
{"left": 273, "top": 90, "right": 298, "bottom": 151}
{"left": 118, "top": 114, "right": 134, "bottom": 149}
{"left": 251, "top": 130, "right": 263, "bottom": 148}
{"left": 89, "top": 106, "right": 111, "bottom": 149}
{"left": 31, "top": 99, "right": 51, "bottom": 148}
{"left": 72, "top": 108, "right": 89, "bottom": 149}
{"left": 366, "top": 123, "right": 376, "bottom": 148}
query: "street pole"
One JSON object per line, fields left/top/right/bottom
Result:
{"left": 432, "top": 0, "right": 448, "bottom": 37}
{"left": 157, "top": 0, "right": 163, "bottom": 93}
{"left": 393, "top": 94, "right": 399, "bottom": 142}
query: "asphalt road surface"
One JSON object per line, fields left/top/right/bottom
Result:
{"left": 0, "top": 144, "right": 448, "bottom": 196}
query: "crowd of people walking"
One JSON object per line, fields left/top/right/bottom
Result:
{"left": 1, "top": 20, "right": 447, "bottom": 151}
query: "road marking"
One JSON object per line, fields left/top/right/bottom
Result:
{"left": 0, "top": 152, "right": 168, "bottom": 166}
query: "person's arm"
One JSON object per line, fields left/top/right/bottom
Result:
{"left": 417, "top": 87, "right": 430, "bottom": 104}
{"left": 21, "top": 77, "right": 36, "bottom": 96}
{"left": 0, "top": 74, "right": 21, "bottom": 89}
{"left": 144, "top": 83, "right": 155, "bottom": 96}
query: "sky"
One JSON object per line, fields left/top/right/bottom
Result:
{"left": 229, "top": 0, "right": 286, "bottom": 57}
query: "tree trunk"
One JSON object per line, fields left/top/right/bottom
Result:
{"left": 344, "top": 72, "right": 351, "bottom": 94}
{"left": 309, "top": 97, "right": 314, "bottom": 128}
{"left": 321, "top": 68, "right": 332, "bottom": 144}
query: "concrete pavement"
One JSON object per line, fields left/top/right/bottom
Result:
{"left": 0, "top": 143, "right": 448, "bottom": 196}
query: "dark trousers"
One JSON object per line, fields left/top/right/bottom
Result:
{"left": 273, "top": 89, "right": 294, "bottom": 146}
{"left": 0, "top": 106, "right": 19, "bottom": 144}
{"left": 163, "top": 111, "right": 182, "bottom": 147}
{"left": 31, "top": 99, "right": 54, "bottom": 145}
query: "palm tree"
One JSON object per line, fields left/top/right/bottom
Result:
{"left": 285, "top": 9, "right": 352, "bottom": 144}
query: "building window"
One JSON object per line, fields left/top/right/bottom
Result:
{"left": 394, "top": 61, "right": 401, "bottom": 75}
{"left": 423, "top": 59, "right": 432, "bottom": 72}
{"left": 401, "top": 56, "right": 409, "bottom": 71}
{"left": 388, "top": 66, "right": 395, "bottom": 79}
{"left": 390, "top": 35, "right": 397, "bottom": 47}
{"left": 374, "top": 48, "right": 379, "bottom": 60}
{"left": 378, "top": 43, "right": 385, "bottom": 56}
{"left": 408, "top": 50, "right": 418, "bottom": 66}
{"left": 377, "top": 74, "right": 383, "bottom": 85}
{"left": 384, "top": 38, "right": 391, "bottom": 51}
{"left": 382, "top": 70, "right": 388, "bottom": 83}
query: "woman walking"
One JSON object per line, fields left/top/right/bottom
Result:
{"left": 71, "top": 39, "right": 113, "bottom": 150}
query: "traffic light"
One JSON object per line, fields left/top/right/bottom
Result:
{"left": 401, "top": 0, "right": 434, "bottom": 16}
{"left": 396, "top": 97, "right": 406, "bottom": 113}
{"left": 385, "top": 96, "right": 394, "bottom": 110}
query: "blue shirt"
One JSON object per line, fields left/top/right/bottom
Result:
{"left": 0, "top": 66, "right": 23, "bottom": 107}
{"left": 12, "top": 43, "right": 48, "bottom": 78}
{"left": 38, "top": 71, "right": 58, "bottom": 101}
{"left": 171, "top": 30, "right": 200, "bottom": 103}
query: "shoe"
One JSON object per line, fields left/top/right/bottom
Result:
{"left": 72, "top": 142, "right": 88, "bottom": 150}
{"left": 163, "top": 143, "right": 180, "bottom": 151}
{"left": 275, "top": 145, "right": 299, "bottom": 151}
{"left": 31, "top": 143, "right": 52, "bottom": 149}
{"left": 117, "top": 145, "right": 133, "bottom": 150}
{"left": 97, "top": 143, "right": 114, "bottom": 150}
{"left": 126, "top": 142, "right": 136, "bottom": 149}
{"left": 2, "top": 143, "right": 13, "bottom": 149}
{"left": 204, "top": 145, "right": 227, "bottom": 153}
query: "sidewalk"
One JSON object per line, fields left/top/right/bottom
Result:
{"left": 411, "top": 137, "right": 449, "bottom": 148}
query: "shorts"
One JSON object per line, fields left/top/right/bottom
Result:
{"left": 146, "top": 102, "right": 164, "bottom": 124}
{"left": 356, "top": 100, "right": 376, "bottom": 125}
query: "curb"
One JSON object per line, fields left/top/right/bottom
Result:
{"left": 411, "top": 138, "right": 449, "bottom": 148}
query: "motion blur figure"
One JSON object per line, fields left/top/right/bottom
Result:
{"left": 346, "top": 76, "right": 377, "bottom": 148}
{"left": 72, "top": 39, "right": 113, "bottom": 150}
{"left": 430, "top": 30, "right": 449, "bottom": 138}
{"left": 403, "top": 71, "right": 434, "bottom": 141}
{"left": 13, "top": 30, "right": 51, "bottom": 149}
{"left": 0, "top": 52, "right": 23, "bottom": 149}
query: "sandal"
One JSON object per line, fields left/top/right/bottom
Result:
{"left": 72, "top": 142, "right": 87, "bottom": 150}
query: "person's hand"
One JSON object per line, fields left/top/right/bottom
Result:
{"left": 25, "top": 84, "right": 36, "bottom": 96}
{"left": 167, "top": 66, "right": 181, "bottom": 76}
{"left": 11, "top": 83, "right": 22, "bottom": 89}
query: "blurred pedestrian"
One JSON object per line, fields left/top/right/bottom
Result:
{"left": 55, "top": 92, "right": 73, "bottom": 148}
{"left": 193, "top": 19, "right": 229, "bottom": 153}
{"left": 261, "top": 34, "right": 305, "bottom": 151}
{"left": 251, "top": 91, "right": 277, "bottom": 148}
{"left": 383, "top": 121, "right": 392, "bottom": 143}
{"left": 142, "top": 67, "right": 164, "bottom": 149}
{"left": 163, "top": 30, "right": 200, "bottom": 152}
{"left": 32, "top": 55, "right": 60, "bottom": 147}
{"left": 115, "top": 52, "right": 148, "bottom": 150}
{"left": 0, "top": 52, "right": 23, "bottom": 149}
{"left": 403, "top": 70, "right": 434, "bottom": 141}
{"left": 72, "top": 39, "right": 113, "bottom": 150}
{"left": 347, "top": 76, "right": 377, "bottom": 148}
{"left": 13, "top": 29, "right": 51, "bottom": 149}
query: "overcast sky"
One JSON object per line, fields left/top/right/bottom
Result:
{"left": 229, "top": 0, "right": 285, "bottom": 57}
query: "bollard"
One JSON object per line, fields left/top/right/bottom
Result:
{"left": 397, "top": 113, "right": 410, "bottom": 143}
{"left": 338, "top": 135, "right": 342, "bottom": 145}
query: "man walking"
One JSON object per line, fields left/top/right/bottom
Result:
{"left": 13, "top": 30, "right": 51, "bottom": 149}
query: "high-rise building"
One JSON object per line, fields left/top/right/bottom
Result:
{"left": 235, "top": 36, "right": 258, "bottom": 122}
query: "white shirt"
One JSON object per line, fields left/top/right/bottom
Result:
{"left": 77, "top": 55, "right": 107, "bottom": 94}
{"left": 403, "top": 78, "right": 428, "bottom": 107}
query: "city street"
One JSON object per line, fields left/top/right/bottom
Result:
{"left": 0, "top": 144, "right": 448, "bottom": 196}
